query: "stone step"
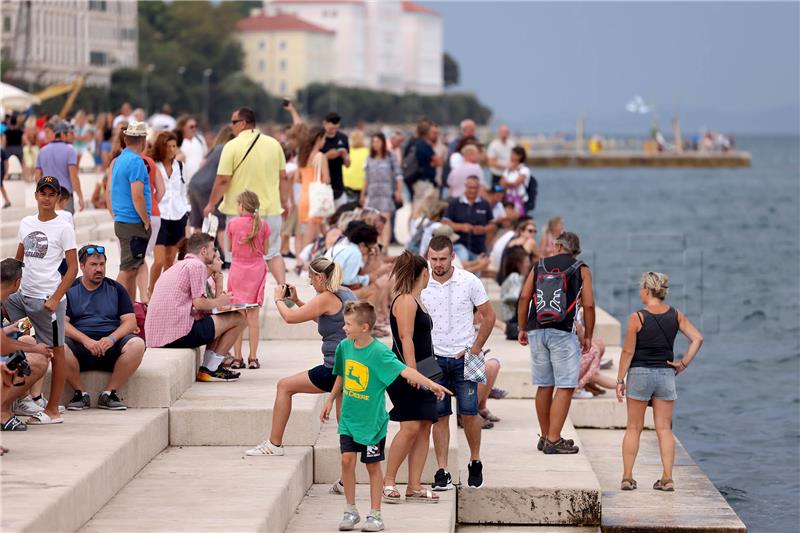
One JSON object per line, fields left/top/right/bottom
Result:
{"left": 43, "top": 347, "right": 198, "bottom": 408}
{"left": 458, "top": 527, "right": 600, "bottom": 532}
{"left": 456, "top": 399, "right": 601, "bottom": 526}
{"left": 286, "top": 484, "right": 456, "bottom": 532}
{"left": 578, "top": 429, "right": 747, "bottom": 532}
{"left": 0, "top": 409, "right": 168, "bottom": 533}
{"left": 169, "top": 340, "right": 328, "bottom": 446}
{"left": 80, "top": 446, "right": 313, "bottom": 532}
{"left": 313, "top": 410, "right": 460, "bottom": 485}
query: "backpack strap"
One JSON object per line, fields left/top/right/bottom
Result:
{"left": 232, "top": 132, "right": 260, "bottom": 176}
{"left": 177, "top": 160, "right": 184, "bottom": 184}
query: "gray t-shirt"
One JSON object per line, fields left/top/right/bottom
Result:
{"left": 187, "top": 145, "right": 224, "bottom": 198}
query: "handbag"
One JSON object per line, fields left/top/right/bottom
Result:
{"left": 308, "top": 153, "right": 335, "bottom": 218}
{"left": 463, "top": 347, "right": 487, "bottom": 384}
{"left": 388, "top": 305, "right": 443, "bottom": 382}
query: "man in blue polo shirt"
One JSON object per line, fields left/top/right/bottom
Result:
{"left": 442, "top": 175, "right": 495, "bottom": 262}
{"left": 110, "top": 121, "right": 151, "bottom": 299}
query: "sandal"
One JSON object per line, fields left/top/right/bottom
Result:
{"left": 227, "top": 358, "right": 246, "bottom": 370}
{"left": 26, "top": 412, "right": 63, "bottom": 425}
{"left": 653, "top": 478, "right": 675, "bottom": 491}
{"left": 248, "top": 358, "right": 261, "bottom": 369}
{"left": 405, "top": 488, "right": 439, "bottom": 504}
{"left": 1, "top": 415, "right": 28, "bottom": 431}
{"left": 382, "top": 485, "right": 402, "bottom": 504}
{"left": 479, "top": 409, "right": 501, "bottom": 422}
{"left": 621, "top": 478, "right": 637, "bottom": 490}
{"left": 481, "top": 418, "right": 494, "bottom": 429}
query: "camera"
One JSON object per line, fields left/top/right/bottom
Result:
{"left": 283, "top": 284, "right": 292, "bottom": 299}
{"left": 5, "top": 351, "right": 31, "bottom": 378}
{"left": 282, "top": 98, "right": 290, "bottom": 108}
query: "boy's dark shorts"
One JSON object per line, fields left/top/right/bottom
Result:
{"left": 340, "top": 434, "right": 386, "bottom": 464}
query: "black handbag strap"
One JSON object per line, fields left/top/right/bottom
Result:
{"left": 646, "top": 308, "right": 674, "bottom": 350}
{"left": 232, "top": 132, "right": 260, "bottom": 176}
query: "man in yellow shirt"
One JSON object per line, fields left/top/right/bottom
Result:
{"left": 205, "top": 107, "right": 289, "bottom": 284}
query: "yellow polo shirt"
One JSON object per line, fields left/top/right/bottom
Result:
{"left": 217, "top": 129, "right": 286, "bottom": 217}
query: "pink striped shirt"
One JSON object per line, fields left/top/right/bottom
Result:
{"left": 145, "top": 254, "right": 208, "bottom": 347}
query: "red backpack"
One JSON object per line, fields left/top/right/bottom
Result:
{"left": 133, "top": 302, "right": 147, "bottom": 342}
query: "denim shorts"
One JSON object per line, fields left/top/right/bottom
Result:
{"left": 529, "top": 328, "right": 581, "bottom": 388}
{"left": 435, "top": 355, "right": 478, "bottom": 417}
{"left": 626, "top": 367, "right": 677, "bottom": 401}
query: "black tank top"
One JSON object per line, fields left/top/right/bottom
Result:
{"left": 631, "top": 307, "right": 679, "bottom": 368}
{"left": 5, "top": 128, "right": 23, "bottom": 147}
{"left": 389, "top": 295, "right": 435, "bottom": 364}
{"left": 526, "top": 253, "right": 585, "bottom": 333}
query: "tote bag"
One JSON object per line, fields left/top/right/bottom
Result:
{"left": 308, "top": 153, "right": 335, "bottom": 218}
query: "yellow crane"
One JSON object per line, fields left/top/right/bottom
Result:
{"left": 33, "top": 75, "right": 84, "bottom": 118}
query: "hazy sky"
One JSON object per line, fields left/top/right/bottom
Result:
{"left": 424, "top": 1, "right": 800, "bottom": 135}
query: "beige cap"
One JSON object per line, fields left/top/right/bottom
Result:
{"left": 123, "top": 120, "right": 148, "bottom": 137}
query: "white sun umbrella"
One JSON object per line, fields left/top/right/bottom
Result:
{"left": 1, "top": 81, "right": 41, "bottom": 112}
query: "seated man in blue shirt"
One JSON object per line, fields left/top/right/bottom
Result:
{"left": 63, "top": 245, "right": 146, "bottom": 411}
{"left": 443, "top": 175, "right": 497, "bottom": 262}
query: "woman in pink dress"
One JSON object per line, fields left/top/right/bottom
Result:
{"left": 226, "top": 190, "right": 270, "bottom": 369}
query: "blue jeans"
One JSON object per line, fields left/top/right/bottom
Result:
{"left": 453, "top": 243, "right": 479, "bottom": 263}
{"left": 529, "top": 329, "right": 580, "bottom": 388}
{"left": 435, "top": 355, "right": 478, "bottom": 417}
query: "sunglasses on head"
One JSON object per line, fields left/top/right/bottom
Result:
{"left": 80, "top": 245, "right": 106, "bottom": 259}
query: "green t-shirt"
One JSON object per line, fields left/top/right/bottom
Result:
{"left": 333, "top": 338, "right": 406, "bottom": 445}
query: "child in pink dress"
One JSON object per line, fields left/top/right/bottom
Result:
{"left": 226, "top": 191, "right": 270, "bottom": 369}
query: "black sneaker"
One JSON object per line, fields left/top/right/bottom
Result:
{"left": 98, "top": 390, "right": 127, "bottom": 410}
{"left": 196, "top": 366, "right": 240, "bottom": 382}
{"left": 538, "top": 435, "right": 574, "bottom": 452}
{"left": 67, "top": 390, "right": 90, "bottom": 410}
{"left": 543, "top": 437, "right": 579, "bottom": 454}
{"left": 467, "top": 460, "right": 484, "bottom": 488}
{"left": 431, "top": 468, "right": 454, "bottom": 491}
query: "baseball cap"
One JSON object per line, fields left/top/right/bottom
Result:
{"left": 324, "top": 112, "right": 341, "bottom": 124}
{"left": 53, "top": 121, "right": 70, "bottom": 135}
{"left": 36, "top": 176, "right": 60, "bottom": 193}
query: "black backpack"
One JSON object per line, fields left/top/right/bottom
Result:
{"left": 533, "top": 258, "right": 583, "bottom": 325}
{"left": 402, "top": 140, "right": 419, "bottom": 181}
{"left": 524, "top": 172, "right": 538, "bottom": 212}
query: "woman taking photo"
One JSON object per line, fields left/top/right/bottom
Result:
{"left": 245, "top": 257, "right": 355, "bottom": 456}
{"left": 361, "top": 132, "right": 404, "bottom": 251}
{"left": 382, "top": 251, "right": 440, "bottom": 503}
{"left": 148, "top": 131, "right": 190, "bottom": 297}
{"left": 616, "top": 271, "right": 703, "bottom": 492}
{"left": 296, "top": 126, "right": 329, "bottom": 255}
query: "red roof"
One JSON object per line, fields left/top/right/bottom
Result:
{"left": 402, "top": 1, "right": 439, "bottom": 16}
{"left": 236, "top": 13, "right": 334, "bottom": 33}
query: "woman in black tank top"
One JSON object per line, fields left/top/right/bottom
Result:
{"left": 616, "top": 272, "right": 704, "bottom": 492}
{"left": 383, "top": 251, "right": 440, "bottom": 503}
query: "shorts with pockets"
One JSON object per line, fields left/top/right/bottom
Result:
{"left": 115, "top": 221, "right": 151, "bottom": 271}
{"left": 626, "top": 367, "right": 677, "bottom": 401}
{"left": 339, "top": 434, "right": 386, "bottom": 464}
{"left": 4, "top": 293, "right": 67, "bottom": 347}
{"left": 65, "top": 334, "right": 139, "bottom": 372}
{"left": 434, "top": 355, "right": 478, "bottom": 417}
{"left": 529, "top": 328, "right": 581, "bottom": 388}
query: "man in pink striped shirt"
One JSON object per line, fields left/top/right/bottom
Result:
{"left": 145, "top": 233, "right": 245, "bottom": 382}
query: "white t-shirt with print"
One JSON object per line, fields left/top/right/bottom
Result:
{"left": 18, "top": 215, "right": 77, "bottom": 299}
{"left": 421, "top": 266, "right": 489, "bottom": 357}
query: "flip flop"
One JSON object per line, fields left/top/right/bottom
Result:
{"left": 26, "top": 412, "right": 64, "bottom": 425}
{"left": 248, "top": 358, "right": 261, "bottom": 369}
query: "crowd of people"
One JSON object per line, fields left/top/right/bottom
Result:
{"left": 0, "top": 102, "right": 704, "bottom": 529}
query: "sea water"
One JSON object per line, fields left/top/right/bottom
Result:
{"left": 532, "top": 136, "right": 800, "bottom": 532}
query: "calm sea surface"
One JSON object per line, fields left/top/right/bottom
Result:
{"left": 532, "top": 136, "right": 800, "bottom": 533}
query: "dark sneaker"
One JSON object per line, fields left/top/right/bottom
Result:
{"left": 538, "top": 435, "right": 574, "bottom": 452}
{"left": 431, "top": 468, "right": 454, "bottom": 491}
{"left": 196, "top": 366, "right": 240, "bottom": 382}
{"left": 67, "top": 391, "right": 90, "bottom": 411}
{"left": 98, "top": 391, "right": 127, "bottom": 410}
{"left": 467, "top": 460, "right": 484, "bottom": 488}
{"left": 543, "top": 437, "right": 579, "bottom": 454}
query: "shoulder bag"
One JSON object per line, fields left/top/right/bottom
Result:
{"left": 308, "top": 152, "right": 335, "bottom": 218}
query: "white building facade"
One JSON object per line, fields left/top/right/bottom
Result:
{"left": 1, "top": 0, "right": 138, "bottom": 87}
{"left": 263, "top": 0, "right": 442, "bottom": 95}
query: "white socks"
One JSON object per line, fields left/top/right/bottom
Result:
{"left": 202, "top": 350, "right": 225, "bottom": 371}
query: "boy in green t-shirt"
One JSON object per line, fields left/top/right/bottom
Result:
{"left": 321, "top": 301, "right": 451, "bottom": 532}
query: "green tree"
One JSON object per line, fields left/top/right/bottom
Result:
{"left": 443, "top": 52, "right": 459, "bottom": 87}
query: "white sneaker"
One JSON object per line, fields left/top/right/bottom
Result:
{"left": 245, "top": 439, "right": 285, "bottom": 456}
{"left": 33, "top": 395, "right": 66, "bottom": 414}
{"left": 12, "top": 395, "right": 41, "bottom": 416}
{"left": 329, "top": 479, "right": 345, "bottom": 494}
{"left": 600, "top": 356, "right": 613, "bottom": 369}
{"left": 573, "top": 389, "right": 594, "bottom": 399}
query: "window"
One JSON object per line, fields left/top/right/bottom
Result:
{"left": 279, "top": 40, "right": 286, "bottom": 50}
{"left": 279, "top": 81, "right": 287, "bottom": 94}
{"left": 88, "top": 0, "right": 107, "bottom": 11}
{"left": 89, "top": 51, "right": 107, "bottom": 66}
{"left": 280, "top": 59, "right": 287, "bottom": 71}
{"left": 258, "top": 40, "right": 265, "bottom": 50}
{"left": 3, "top": 16, "right": 11, "bottom": 33}
{"left": 259, "top": 60, "right": 265, "bottom": 73}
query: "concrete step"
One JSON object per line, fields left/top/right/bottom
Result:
{"left": 80, "top": 445, "right": 313, "bottom": 532}
{"left": 43, "top": 347, "right": 198, "bottom": 408}
{"left": 169, "top": 340, "right": 327, "bottom": 446}
{"left": 456, "top": 399, "right": 601, "bottom": 526}
{"left": 458, "top": 527, "right": 600, "bottom": 532}
{"left": 578, "top": 429, "right": 747, "bottom": 532}
{"left": 0, "top": 409, "right": 168, "bottom": 533}
{"left": 313, "top": 410, "right": 460, "bottom": 485}
{"left": 286, "top": 484, "right": 456, "bottom": 532}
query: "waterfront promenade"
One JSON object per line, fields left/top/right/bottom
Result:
{"left": 0, "top": 177, "right": 746, "bottom": 532}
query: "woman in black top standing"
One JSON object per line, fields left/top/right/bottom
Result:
{"left": 382, "top": 251, "right": 440, "bottom": 504}
{"left": 616, "top": 271, "right": 704, "bottom": 492}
